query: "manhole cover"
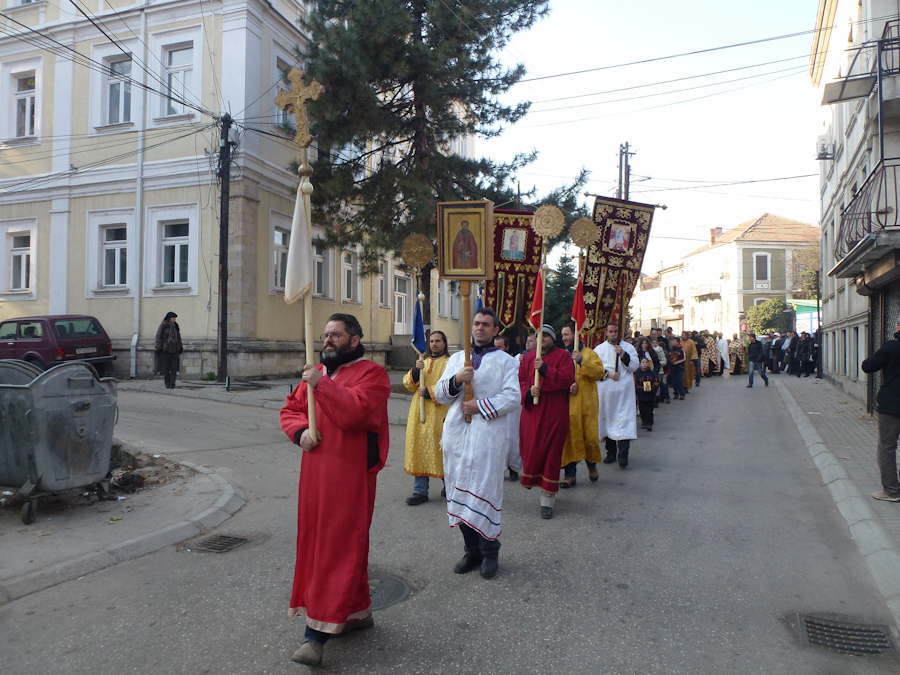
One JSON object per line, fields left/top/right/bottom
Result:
{"left": 368, "top": 572, "right": 409, "bottom": 611}
{"left": 798, "top": 614, "right": 898, "bottom": 656}
{"left": 194, "top": 535, "right": 250, "bottom": 553}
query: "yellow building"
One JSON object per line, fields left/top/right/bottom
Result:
{"left": 0, "top": 0, "right": 459, "bottom": 377}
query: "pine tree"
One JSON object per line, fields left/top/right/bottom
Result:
{"left": 294, "top": 0, "right": 592, "bottom": 320}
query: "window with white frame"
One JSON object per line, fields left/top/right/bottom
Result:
{"left": 102, "top": 226, "right": 127, "bottom": 287}
{"left": 378, "top": 259, "right": 390, "bottom": 307}
{"left": 449, "top": 281, "right": 459, "bottom": 319}
{"left": 0, "top": 220, "right": 36, "bottom": 299}
{"left": 10, "top": 233, "right": 31, "bottom": 290}
{"left": 274, "top": 228, "right": 289, "bottom": 290}
{"left": 342, "top": 249, "right": 360, "bottom": 302}
{"left": 106, "top": 58, "right": 132, "bottom": 125}
{"left": 164, "top": 45, "right": 193, "bottom": 116}
{"left": 753, "top": 252, "right": 770, "bottom": 282}
{"left": 162, "top": 222, "right": 190, "bottom": 284}
{"left": 394, "top": 275, "right": 409, "bottom": 326}
{"left": 437, "top": 279, "right": 447, "bottom": 317}
{"left": 312, "top": 239, "right": 332, "bottom": 298}
{"left": 275, "top": 57, "right": 292, "bottom": 128}
{"left": 754, "top": 297, "right": 769, "bottom": 306}
{"left": 15, "top": 73, "right": 36, "bottom": 138}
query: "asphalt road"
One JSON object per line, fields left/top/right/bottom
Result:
{"left": 1, "top": 376, "right": 898, "bottom": 674}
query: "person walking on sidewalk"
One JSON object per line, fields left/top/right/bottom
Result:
{"left": 746, "top": 333, "right": 769, "bottom": 388}
{"left": 635, "top": 358, "right": 659, "bottom": 431}
{"left": 668, "top": 338, "right": 687, "bottom": 400}
{"left": 402, "top": 331, "right": 450, "bottom": 505}
{"left": 596, "top": 322, "right": 639, "bottom": 468}
{"left": 862, "top": 317, "right": 900, "bottom": 503}
{"left": 154, "top": 312, "right": 183, "bottom": 389}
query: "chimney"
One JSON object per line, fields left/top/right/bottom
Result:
{"left": 710, "top": 227, "right": 723, "bottom": 245}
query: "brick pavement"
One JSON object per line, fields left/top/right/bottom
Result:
{"left": 776, "top": 374, "right": 900, "bottom": 545}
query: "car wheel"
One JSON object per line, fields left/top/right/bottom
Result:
{"left": 93, "top": 363, "right": 106, "bottom": 378}
{"left": 23, "top": 357, "right": 45, "bottom": 371}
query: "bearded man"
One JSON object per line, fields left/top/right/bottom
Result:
{"left": 280, "top": 314, "right": 391, "bottom": 667}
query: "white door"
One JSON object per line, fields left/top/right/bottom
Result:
{"left": 394, "top": 274, "right": 410, "bottom": 335}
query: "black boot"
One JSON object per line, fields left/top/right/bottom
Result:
{"left": 603, "top": 438, "right": 617, "bottom": 463}
{"left": 453, "top": 553, "right": 482, "bottom": 574}
{"left": 480, "top": 553, "right": 499, "bottom": 579}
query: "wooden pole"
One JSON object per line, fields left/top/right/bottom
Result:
{"left": 416, "top": 271, "right": 426, "bottom": 424}
{"left": 533, "top": 241, "right": 547, "bottom": 405}
{"left": 300, "top": 145, "right": 316, "bottom": 438}
{"left": 459, "top": 280, "right": 473, "bottom": 423}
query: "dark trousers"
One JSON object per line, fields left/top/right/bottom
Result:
{"left": 877, "top": 412, "right": 900, "bottom": 497}
{"left": 605, "top": 438, "right": 630, "bottom": 462}
{"left": 638, "top": 400, "right": 655, "bottom": 428}
{"left": 670, "top": 367, "right": 686, "bottom": 397}
{"left": 459, "top": 522, "right": 500, "bottom": 558}
{"left": 772, "top": 350, "right": 783, "bottom": 372}
{"left": 564, "top": 460, "right": 596, "bottom": 479}
{"left": 692, "top": 359, "right": 702, "bottom": 384}
{"left": 159, "top": 351, "right": 179, "bottom": 387}
{"left": 787, "top": 355, "right": 800, "bottom": 375}
{"left": 800, "top": 359, "right": 814, "bottom": 376}
{"left": 659, "top": 375, "right": 670, "bottom": 401}
{"left": 731, "top": 356, "right": 742, "bottom": 375}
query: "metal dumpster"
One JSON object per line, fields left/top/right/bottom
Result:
{"left": 0, "top": 360, "right": 117, "bottom": 523}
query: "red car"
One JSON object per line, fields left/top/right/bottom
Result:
{"left": 0, "top": 314, "right": 115, "bottom": 377}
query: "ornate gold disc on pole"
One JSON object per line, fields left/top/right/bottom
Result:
{"left": 530, "top": 205, "right": 565, "bottom": 405}
{"left": 401, "top": 233, "right": 434, "bottom": 424}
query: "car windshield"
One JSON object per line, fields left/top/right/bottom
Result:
{"left": 55, "top": 319, "right": 103, "bottom": 339}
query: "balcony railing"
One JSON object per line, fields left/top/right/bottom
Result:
{"left": 836, "top": 158, "right": 900, "bottom": 259}
{"left": 690, "top": 285, "right": 720, "bottom": 299}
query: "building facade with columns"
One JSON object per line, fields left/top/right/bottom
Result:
{"left": 0, "top": 0, "right": 459, "bottom": 377}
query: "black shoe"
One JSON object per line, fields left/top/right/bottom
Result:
{"left": 508, "top": 469, "right": 519, "bottom": 481}
{"left": 619, "top": 459, "right": 628, "bottom": 468}
{"left": 480, "top": 556, "right": 499, "bottom": 579}
{"left": 746, "top": 385, "right": 752, "bottom": 388}
{"left": 540, "top": 506, "right": 553, "bottom": 519}
{"left": 603, "top": 455, "right": 617, "bottom": 464}
{"left": 647, "top": 426, "right": 652, "bottom": 432}
{"left": 406, "top": 493, "right": 428, "bottom": 506}
{"left": 453, "top": 554, "right": 482, "bottom": 574}
{"left": 441, "top": 487, "right": 446, "bottom": 497}
{"left": 640, "top": 423, "right": 647, "bottom": 430}
{"left": 665, "top": 399, "right": 671, "bottom": 404}
{"left": 764, "top": 379, "right": 769, "bottom": 387}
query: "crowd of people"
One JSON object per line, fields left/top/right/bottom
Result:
{"left": 277, "top": 309, "right": 822, "bottom": 667}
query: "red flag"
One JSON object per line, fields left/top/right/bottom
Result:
{"left": 528, "top": 269, "right": 543, "bottom": 330}
{"left": 571, "top": 274, "right": 586, "bottom": 332}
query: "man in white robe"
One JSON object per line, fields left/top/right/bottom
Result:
{"left": 595, "top": 322, "right": 639, "bottom": 468}
{"left": 435, "top": 307, "right": 520, "bottom": 580}
{"left": 715, "top": 332, "right": 730, "bottom": 375}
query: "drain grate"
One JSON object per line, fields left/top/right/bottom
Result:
{"left": 798, "top": 614, "right": 898, "bottom": 657}
{"left": 368, "top": 572, "right": 409, "bottom": 611}
{"left": 194, "top": 535, "right": 250, "bottom": 553}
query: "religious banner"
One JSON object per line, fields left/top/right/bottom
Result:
{"left": 582, "top": 196, "right": 656, "bottom": 335}
{"left": 484, "top": 209, "right": 541, "bottom": 328}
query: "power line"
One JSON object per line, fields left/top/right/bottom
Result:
{"left": 637, "top": 174, "right": 818, "bottom": 193}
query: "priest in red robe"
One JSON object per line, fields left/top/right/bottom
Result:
{"left": 518, "top": 324, "right": 576, "bottom": 519}
{"left": 280, "top": 313, "right": 391, "bottom": 668}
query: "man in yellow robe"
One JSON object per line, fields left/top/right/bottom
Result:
{"left": 681, "top": 331, "right": 699, "bottom": 391}
{"left": 559, "top": 322, "right": 605, "bottom": 487}
{"left": 403, "top": 331, "right": 450, "bottom": 505}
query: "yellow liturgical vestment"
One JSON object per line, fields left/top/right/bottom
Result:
{"left": 403, "top": 355, "right": 450, "bottom": 478}
{"left": 561, "top": 347, "right": 605, "bottom": 467}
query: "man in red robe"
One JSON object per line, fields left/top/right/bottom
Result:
{"left": 518, "top": 324, "right": 576, "bottom": 519}
{"left": 452, "top": 219, "right": 479, "bottom": 269}
{"left": 280, "top": 313, "right": 391, "bottom": 668}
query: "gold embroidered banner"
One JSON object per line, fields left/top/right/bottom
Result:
{"left": 484, "top": 209, "right": 541, "bottom": 328}
{"left": 582, "top": 197, "right": 655, "bottom": 335}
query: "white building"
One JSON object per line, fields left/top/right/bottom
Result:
{"left": 810, "top": 0, "right": 900, "bottom": 407}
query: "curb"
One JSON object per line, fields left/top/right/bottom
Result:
{"left": 0, "top": 460, "right": 245, "bottom": 606}
{"left": 775, "top": 379, "right": 900, "bottom": 626}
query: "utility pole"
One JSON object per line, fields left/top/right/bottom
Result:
{"left": 217, "top": 113, "right": 234, "bottom": 383}
{"left": 617, "top": 142, "right": 635, "bottom": 200}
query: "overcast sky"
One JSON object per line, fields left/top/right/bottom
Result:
{"left": 479, "top": 0, "right": 822, "bottom": 272}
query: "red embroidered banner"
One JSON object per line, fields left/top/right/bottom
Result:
{"left": 582, "top": 197, "right": 655, "bottom": 335}
{"left": 484, "top": 209, "right": 541, "bottom": 328}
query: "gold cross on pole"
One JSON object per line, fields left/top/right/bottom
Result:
{"left": 275, "top": 67, "right": 324, "bottom": 150}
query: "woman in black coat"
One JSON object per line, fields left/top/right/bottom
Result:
{"left": 155, "top": 312, "right": 184, "bottom": 389}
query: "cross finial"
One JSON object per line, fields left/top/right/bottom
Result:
{"left": 275, "top": 67, "right": 325, "bottom": 149}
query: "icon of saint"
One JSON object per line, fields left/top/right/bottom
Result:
{"left": 452, "top": 220, "right": 479, "bottom": 269}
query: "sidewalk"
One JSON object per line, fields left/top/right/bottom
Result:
{"left": 775, "top": 373, "right": 900, "bottom": 623}
{"left": 117, "top": 371, "right": 415, "bottom": 425}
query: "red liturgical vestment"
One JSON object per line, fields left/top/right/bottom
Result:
{"left": 518, "top": 347, "right": 575, "bottom": 494}
{"left": 279, "top": 358, "right": 391, "bottom": 633}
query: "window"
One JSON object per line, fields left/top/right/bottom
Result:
{"left": 106, "top": 58, "right": 132, "bottom": 125}
{"left": 15, "top": 74, "right": 36, "bottom": 138}
{"left": 449, "top": 282, "right": 459, "bottom": 320}
{"left": 102, "top": 226, "right": 127, "bottom": 286}
{"left": 0, "top": 322, "right": 15, "bottom": 340}
{"left": 274, "top": 228, "right": 289, "bottom": 290}
{"left": 276, "top": 57, "right": 291, "bottom": 128}
{"left": 342, "top": 250, "right": 360, "bottom": 302}
{"left": 378, "top": 259, "right": 390, "bottom": 307}
{"left": 312, "top": 239, "right": 332, "bottom": 298}
{"left": 165, "top": 46, "right": 193, "bottom": 116}
{"left": 754, "top": 298, "right": 768, "bottom": 306}
{"left": 437, "top": 279, "right": 446, "bottom": 317}
{"left": 394, "top": 276, "right": 409, "bottom": 327}
{"left": 754, "top": 252, "right": 770, "bottom": 281}
{"left": 162, "top": 222, "right": 189, "bottom": 284}
{"left": 10, "top": 234, "right": 31, "bottom": 290}
{"left": 17, "top": 321, "right": 42, "bottom": 339}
